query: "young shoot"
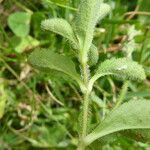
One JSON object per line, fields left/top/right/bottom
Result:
{"left": 29, "top": 0, "right": 150, "bottom": 149}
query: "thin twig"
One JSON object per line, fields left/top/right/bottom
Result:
{"left": 45, "top": 84, "right": 64, "bottom": 106}
{"left": 126, "top": 4, "right": 140, "bottom": 20}
{"left": 125, "top": 11, "right": 150, "bottom": 18}
{"left": 114, "top": 81, "right": 129, "bottom": 109}
{"left": 45, "top": 0, "right": 77, "bottom": 11}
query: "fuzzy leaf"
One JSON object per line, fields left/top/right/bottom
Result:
{"left": 88, "top": 44, "right": 99, "bottom": 66}
{"left": 75, "top": 1, "right": 110, "bottom": 53}
{"left": 89, "top": 58, "right": 146, "bottom": 89}
{"left": 98, "top": 3, "right": 111, "bottom": 22}
{"left": 41, "top": 18, "right": 77, "bottom": 45}
{"left": 84, "top": 100, "right": 150, "bottom": 146}
{"left": 28, "top": 49, "right": 80, "bottom": 82}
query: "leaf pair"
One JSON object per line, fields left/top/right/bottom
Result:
{"left": 29, "top": 0, "right": 111, "bottom": 86}
{"left": 29, "top": 51, "right": 146, "bottom": 92}
{"left": 41, "top": 17, "right": 99, "bottom": 66}
{"left": 41, "top": 1, "right": 111, "bottom": 64}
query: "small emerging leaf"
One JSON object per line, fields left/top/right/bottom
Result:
{"left": 84, "top": 100, "right": 150, "bottom": 145}
{"left": 75, "top": 1, "right": 110, "bottom": 54}
{"left": 88, "top": 44, "right": 99, "bottom": 66}
{"left": 29, "top": 49, "right": 80, "bottom": 82}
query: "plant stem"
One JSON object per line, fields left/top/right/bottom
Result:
{"left": 140, "top": 27, "right": 149, "bottom": 63}
{"left": 114, "top": 80, "right": 129, "bottom": 109}
{"left": 82, "top": 91, "right": 90, "bottom": 138}
{"left": 78, "top": 61, "right": 90, "bottom": 150}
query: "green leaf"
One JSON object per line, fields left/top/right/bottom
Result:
{"left": 8, "top": 12, "right": 31, "bottom": 37}
{"left": 28, "top": 49, "right": 81, "bottom": 83}
{"left": 89, "top": 58, "right": 146, "bottom": 90}
{"left": 98, "top": 3, "right": 111, "bottom": 22}
{"left": 0, "top": 80, "right": 7, "bottom": 119}
{"left": 139, "top": 0, "right": 150, "bottom": 24}
{"left": 84, "top": 100, "right": 150, "bottom": 146}
{"left": 145, "top": 66, "right": 150, "bottom": 76}
{"left": 11, "top": 36, "right": 39, "bottom": 53}
{"left": 27, "top": 125, "right": 67, "bottom": 148}
{"left": 121, "top": 129, "right": 150, "bottom": 142}
{"left": 50, "top": 0, "right": 69, "bottom": 5}
{"left": 75, "top": 0, "right": 100, "bottom": 52}
{"left": 126, "top": 91, "right": 150, "bottom": 99}
{"left": 75, "top": 1, "right": 110, "bottom": 53}
{"left": 41, "top": 18, "right": 77, "bottom": 46}
{"left": 32, "top": 12, "right": 45, "bottom": 37}
{"left": 88, "top": 44, "right": 99, "bottom": 66}
{"left": 89, "top": 129, "right": 150, "bottom": 149}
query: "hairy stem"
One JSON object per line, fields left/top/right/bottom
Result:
{"left": 78, "top": 60, "right": 90, "bottom": 150}
{"left": 82, "top": 91, "right": 90, "bottom": 138}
